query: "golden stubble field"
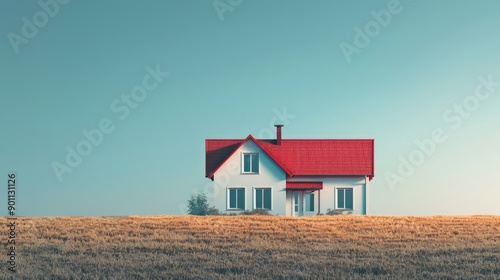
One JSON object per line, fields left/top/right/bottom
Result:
{"left": 1, "top": 215, "right": 500, "bottom": 279}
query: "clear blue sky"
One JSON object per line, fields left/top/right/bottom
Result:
{"left": 1, "top": 0, "right": 499, "bottom": 216}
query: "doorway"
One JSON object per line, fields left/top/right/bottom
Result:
{"left": 293, "top": 191, "right": 304, "bottom": 217}
{"left": 291, "top": 190, "right": 316, "bottom": 217}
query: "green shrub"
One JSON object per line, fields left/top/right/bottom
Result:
{"left": 240, "top": 209, "right": 271, "bottom": 216}
{"left": 187, "top": 193, "right": 219, "bottom": 216}
{"left": 207, "top": 206, "right": 220, "bottom": 216}
{"left": 326, "top": 208, "right": 353, "bottom": 215}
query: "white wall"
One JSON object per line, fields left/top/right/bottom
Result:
{"left": 286, "top": 176, "right": 368, "bottom": 215}
{"left": 211, "top": 140, "right": 287, "bottom": 215}
{"left": 210, "top": 139, "right": 370, "bottom": 216}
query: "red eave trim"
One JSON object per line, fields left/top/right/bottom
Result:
{"left": 206, "top": 135, "right": 293, "bottom": 179}
{"left": 286, "top": 181, "right": 323, "bottom": 190}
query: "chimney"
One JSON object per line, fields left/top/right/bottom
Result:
{"left": 275, "top": 124, "right": 284, "bottom": 145}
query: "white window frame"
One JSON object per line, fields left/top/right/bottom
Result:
{"left": 335, "top": 187, "right": 355, "bottom": 210}
{"left": 227, "top": 187, "right": 246, "bottom": 211}
{"left": 253, "top": 187, "right": 273, "bottom": 211}
{"left": 241, "top": 153, "right": 259, "bottom": 174}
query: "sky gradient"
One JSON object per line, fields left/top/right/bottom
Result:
{"left": 1, "top": 0, "right": 500, "bottom": 216}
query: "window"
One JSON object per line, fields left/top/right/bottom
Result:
{"left": 337, "top": 188, "right": 353, "bottom": 209}
{"left": 228, "top": 188, "right": 245, "bottom": 210}
{"left": 242, "top": 153, "right": 259, "bottom": 173}
{"left": 294, "top": 192, "right": 299, "bottom": 212}
{"left": 305, "top": 192, "right": 314, "bottom": 212}
{"left": 254, "top": 188, "right": 272, "bottom": 210}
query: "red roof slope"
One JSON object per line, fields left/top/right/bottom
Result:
{"left": 205, "top": 139, "right": 242, "bottom": 178}
{"left": 206, "top": 136, "right": 374, "bottom": 179}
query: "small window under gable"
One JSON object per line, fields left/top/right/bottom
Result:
{"left": 242, "top": 153, "right": 259, "bottom": 174}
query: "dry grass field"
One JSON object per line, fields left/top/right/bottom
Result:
{"left": 1, "top": 215, "right": 500, "bottom": 279}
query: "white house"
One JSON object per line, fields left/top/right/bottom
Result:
{"left": 205, "top": 125, "right": 374, "bottom": 216}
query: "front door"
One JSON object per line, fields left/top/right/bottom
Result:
{"left": 293, "top": 191, "right": 304, "bottom": 217}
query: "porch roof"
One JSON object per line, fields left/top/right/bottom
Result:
{"left": 286, "top": 181, "right": 323, "bottom": 190}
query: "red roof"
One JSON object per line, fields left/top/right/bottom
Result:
{"left": 206, "top": 135, "right": 374, "bottom": 179}
{"left": 286, "top": 182, "right": 323, "bottom": 190}
{"left": 205, "top": 139, "right": 242, "bottom": 180}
